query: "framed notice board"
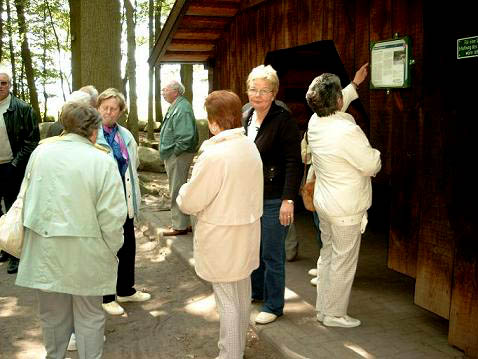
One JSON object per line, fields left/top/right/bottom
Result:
{"left": 370, "top": 36, "right": 412, "bottom": 89}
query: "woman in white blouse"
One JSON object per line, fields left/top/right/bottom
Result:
{"left": 177, "top": 90, "right": 263, "bottom": 359}
{"left": 306, "top": 73, "right": 381, "bottom": 328}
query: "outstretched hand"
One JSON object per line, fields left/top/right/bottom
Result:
{"left": 353, "top": 62, "right": 369, "bottom": 86}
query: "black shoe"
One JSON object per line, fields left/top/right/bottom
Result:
{"left": 7, "top": 257, "right": 19, "bottom": 274}
{"left": 0, "top": 251, "right": 9, "bottom": 262}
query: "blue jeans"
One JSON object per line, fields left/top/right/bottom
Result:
{"left": 251, "top": 199, "right": 287, "bottom": 316}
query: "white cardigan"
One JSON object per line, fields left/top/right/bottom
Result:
{"left": 308, "top": 110, "right": 381, "bottom": 226}
{"left": 176, "top": 128, "right": 263, "bottom": 282}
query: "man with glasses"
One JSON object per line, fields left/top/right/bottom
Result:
{"left": 0, "top": 67, "right": 39, "bottom": 274}
{"left": 159, "top": 80, "right": 198, "bottom": 236}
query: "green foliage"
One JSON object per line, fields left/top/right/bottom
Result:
{"left": 0, "top": 0, "right": 177, "bottom": 117}
{"left": 0, "top": 0, "right": 70, "bottom": 115}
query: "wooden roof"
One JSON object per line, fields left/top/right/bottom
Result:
{"left": 148, "top": 0, "right": 265, "bottom": 65}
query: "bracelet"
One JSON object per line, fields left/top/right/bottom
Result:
{"left": 352, "top": 81, "right": 359, "bottom": 89}
{"left": 287, "top": 200, "right": 294, "bottom": 204}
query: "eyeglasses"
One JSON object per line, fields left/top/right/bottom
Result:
{"left": 247, "top": 88, "right": 273, "bottom": 96}
{"left": 0, "top": 81, "right": 9, "bottom": 87}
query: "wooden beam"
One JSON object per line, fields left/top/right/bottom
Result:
{"left": 174, "top": 29, "right": 222, "bottom": 40}
{"left": 178, "top": 15, "right": 230, "bottom": 30}
{"left": 161, "top": 51, "right": 213, "bottom": 62}
{"left": 169, "top": 39, "right": 215, "bottom": 52}
{"left": 240, "top": 0, "right": 268, "bottom": 10}
{"left": 187, "top": 2, "right": 239, "bottom": 17}
{"left": 148, "top": 0, "right": 191, "bottom": 66}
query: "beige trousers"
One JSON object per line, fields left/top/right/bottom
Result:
{"left": 37, "top": 290, "right": 104, "bottom": 359}
{"left": 315, "top": 217, "right": 361, "bottom": 317}
{"left": 212, "top": 277, "right": 251, "bottom": 359}
{"left": 164, "top": 151, "right": 195, "bottom": 229}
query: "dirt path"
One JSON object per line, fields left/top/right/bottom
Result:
{"left": 0, "top": 171, "right": 279, "bottom": 359}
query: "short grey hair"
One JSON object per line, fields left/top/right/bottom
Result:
{"left": 168, "top": 80, "right": 185, "bottom": 96}
{"left": 306, "top": 73, "right": 343, "bottom": 117}
{"left": 65, "top": 91, "right": 91, "bottom": 106}
{"left": 79, "top": 85, "right": 99, "bottom": 107}
{"left": 0, "top": 64, "right": 12, "bottom": 83}
{"left": 246, "top": 65, "right": 279, "bottom": 95}
{"left": 60, "top": 102, "right": 102, "bottom": 138}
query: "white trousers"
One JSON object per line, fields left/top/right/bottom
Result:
{"left": 37, "top": 290, "right": 105, "bottom": 359}
{"left": 164, "top": 151, "right": 195, "bottom": 230}
{"left": 315, "top": 217, "right": 361, "bottom": 317}
{"left": 212, "top": 277, "right": 251, "bottom": 359}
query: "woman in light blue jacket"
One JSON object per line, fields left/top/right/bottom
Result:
{"left": 16, "top": 103, "right": 127, "bottom": 359}
{"left": 95, "top": 88, "right": 150, "bottom": 316}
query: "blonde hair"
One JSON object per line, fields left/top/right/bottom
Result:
{"left": 246, "top": 65, "right": 279, "bottom": 95}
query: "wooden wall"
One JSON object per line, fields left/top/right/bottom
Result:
{"left": 212, "top": 0, "right": 477, "bottom": 356}
{"left": 421, "top": 2, "right": 478, "bottom": 356}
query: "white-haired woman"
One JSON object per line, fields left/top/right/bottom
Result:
{"left": 46, "top": 86, "right": 99, "bottom": 138}
{"left": 306, "top": 73, "right": 381, "bottom": 328}
{"left": 243, "top": 65, "right": 302, "bottom": 324}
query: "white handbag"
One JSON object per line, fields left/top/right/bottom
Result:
{"left": 0, "top": 194, "right": 25, "bottom": 258}
{"left": 0, "top": 157, "right": 35, "bottom": 258}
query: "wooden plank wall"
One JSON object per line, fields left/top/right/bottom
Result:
{"left": 212, "top": 1, "right": 477, "bottom": 355}
{"left": 422, "top": 2, "right": 478, "bottom": 356}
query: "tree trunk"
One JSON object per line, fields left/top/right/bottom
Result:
{"left": 0, "top": 0, "right": 3, "bottom": 62}
{"left": 20, "top": 62, "right": 25, "bottom": 100}
{"left": 125, "top": 0, "right": 139, "bottom": 143}
{"left": 154, "top": 0, "right": 163, "bottom": 124}
{"left": 180, "top": 64, "right": 193, "bottom": 104}
{"left": 69, "top": 0, "right": 81, "bottom": 90}
{"left": 6, "top": 0, "right": 17, "bottom": 96}
{"left": 146, "top": 0, "right": 154, "bottom": 140}
{"left": 14, "top": 0, "right": 41, "bottom": 121}
{"left": 69, "top": 0, "right": 122, "bottom": 93}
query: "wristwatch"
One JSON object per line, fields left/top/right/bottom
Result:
{"left": 286, "top": 200, "right": 294, "bottom": 204}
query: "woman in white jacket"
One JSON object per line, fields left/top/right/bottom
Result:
{"left": 306, "top": 73, "right": 381, "bottom": 328}
{"left": 177, "top": 90, "right": 263, "bottom": 359}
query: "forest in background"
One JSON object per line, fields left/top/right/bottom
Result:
{"left": 0, "top": 0, "right": 207, "bottom": 142}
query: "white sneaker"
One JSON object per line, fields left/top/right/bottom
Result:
{"left": 255, "top": 312, "right": 278, "bottom": 324}
{"left": 102, "top": 301, "right": 125, "bottom": 315}
{"left": 308, "top": 268, "right": 317, "bottom": 277}
{"left": 67, "top": 333, "right": 77, "bottom": 351}
{"left": 323, "top": 315, "right": 361, "bottom": 328}
{"left": 310, "top": 277, "right": 319, "bottom": 286}
{"left": 67, "top": 333, "right": 106, "bottom": 351}
{"left": 117, "top": 290, "right": 151, "bottom": 303}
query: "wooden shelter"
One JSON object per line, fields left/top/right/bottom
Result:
{"left": 150, "top": 1, "right": 478, "bottom": 356}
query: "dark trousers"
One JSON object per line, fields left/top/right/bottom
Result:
{"left": 104, "top": 216, "right": 136, "bottom": 303}
{"left": 0, "top": 162, "right": 22, "bottom": 260}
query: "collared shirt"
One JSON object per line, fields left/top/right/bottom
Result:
{"left": 247, "top": 111, "right": 260, "bottom": 142}
{"left": 0, "top": 94, "right": 13, "bottom": 163}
